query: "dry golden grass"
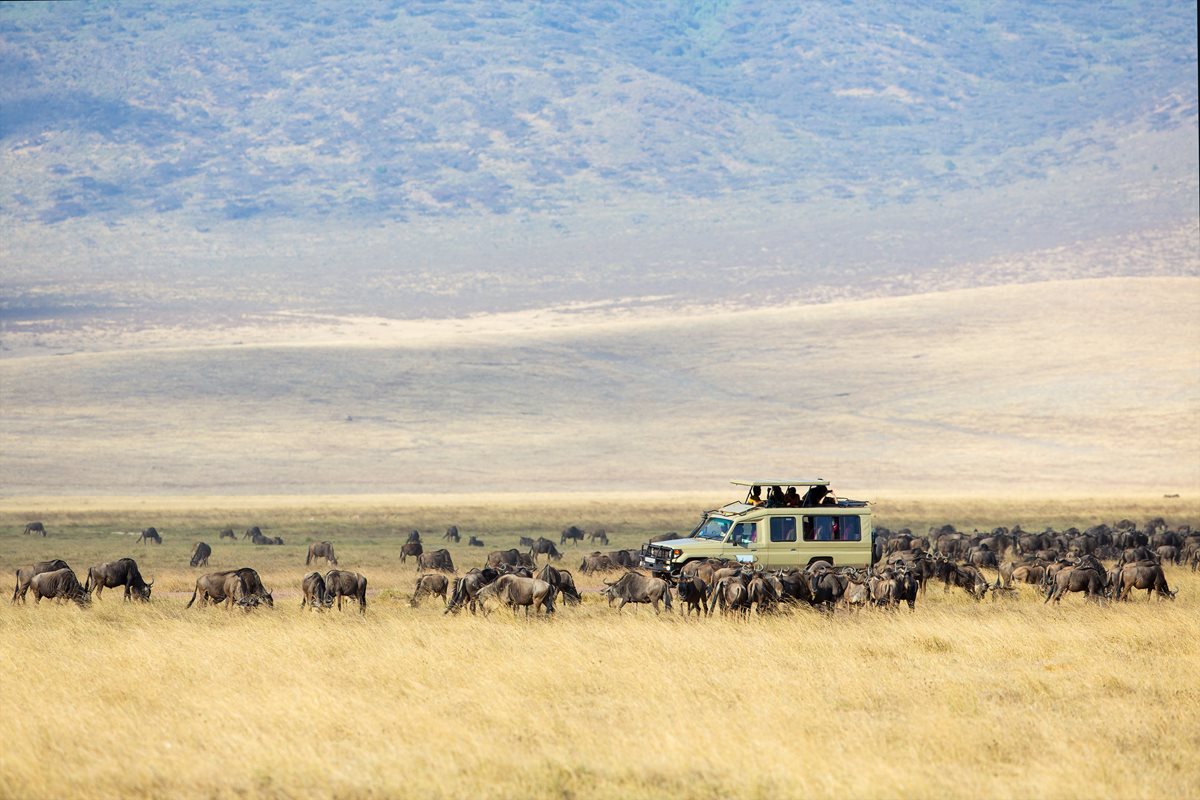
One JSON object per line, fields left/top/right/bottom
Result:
{"left": 1, "top": 497, "right": 1198, "bottom": 799}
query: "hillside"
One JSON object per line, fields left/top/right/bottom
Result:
{"left": 2, "top": 276, "right": 1196, "bottom": 496}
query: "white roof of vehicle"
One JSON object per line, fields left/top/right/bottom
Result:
{"left": 731, "top": 479, "right": 829, "bottom": 487}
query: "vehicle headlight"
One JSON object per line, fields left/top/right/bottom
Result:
{"left": 672, "top": 549, "right": 682, "bottom": 557}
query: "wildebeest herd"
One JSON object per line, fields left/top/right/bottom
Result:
{"left": 9, "top": 519, "right": 1194, "bottom": 617}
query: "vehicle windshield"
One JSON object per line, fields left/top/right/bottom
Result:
{"left": 692, "top": 517, "right": 733, "bottom": 541}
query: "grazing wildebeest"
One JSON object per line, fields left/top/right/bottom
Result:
{"left": 588, "top": 528, "right": 609, "bottom": 546}
{"left": 23, "top": 521, "right": 46, "bottom": 537}
{"left": 306, "top": 541, "right": 337, "bottom": 566}
{"left": 242, "top": 526, "right": 262, "bottom": 540}
{"left": 518, "top": 536, "right": 536, "bottom": 549}
{"left": 30, "top": 569, "right": 90, "bottom": 607}
{"left": 475, "top": 575, "right": 556, "bottom": 616}
{"left": 579, "top": 552, "right": 619, "bottom": 574}
{"left": 190, "top": 542, "right": 212, "bottom": 568}
{"left": 411, "top": 574, "right": 450, "bottom": 607}
{"left": 400, "top": 541, "right": 424, "bottom": 562}
{"left": 1115, "top": 562, "right": 1176, "bottom": 601}
{"left": 417, "top": 549, "right": 454, "bottom": 573}
{"left": 535, "top": 564, "right": 582, "bottom": 605}
{"left": 85, "top": 558, "right": 153, "bottom": 601}
{"left": 301, "top": 572, "right": 331, "bottom": 610}
{"left": 219, "top": 528, "right": 237, "bottom": 541}
{"left": 1044, "top": 567, "right": 1106, "bottom": 604}
{"left": 601, "top": 572, "right": 672, "bottom": 613}
{"left": 675, "top": 576, "right": 709, "bottom": 616}
{"left": 529, "top": 538, "right": 562, "bottom": 562}
{"left": 445, "top": 568, "right": 499, "bottom": 615}
{"left": 137, "top": 527, "right": 162, "bottom": 545}
{"left": 13, "top": 560, "right": 72, "bottom": 604}
{"left": 487, "top": 548, "right": 532, "bottom": 570}
{"left": 560, "top": 526, "right": 585, "bottom": 546}
{"left": 187, "top": 568, "right": 272, "bottom": 608}
{"left": 324, "top": 569, "right": 368, "bottom": 614}
{"left": 444, "top": 526, "right": 461, "bottom": 543}
{"left": 468, "top": 536, "right": 485, "bottom": 547}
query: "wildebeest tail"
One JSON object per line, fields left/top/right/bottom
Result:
{"left": 663, "top": 585, "right": 673, "bottom": 610}
{"left": 186, "top": 583, "right": 199, "bottom": 608}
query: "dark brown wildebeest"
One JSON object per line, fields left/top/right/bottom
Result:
{"left": 808, "top": 570, "right": 847, "bottom": 610}
{"left": 1115, "top": 562, "right": 1176, "bottom": 601}
{"left": 13, "top": 560, "right": 72, "bottom": 604}
{"left": 30, "top": 568, "right": 90, "bottom": 607}
{"left": 579, "top": 552, "right": 619, "bottom": 574}
{"left": 608, "top": 549, "right": 641, "bottom": 568}
{"left": 1011, "top": 564, "right": 1047, "bottom": 585}
{"left": 137, "top": 527, "right": 162, "bottom": 545}
{"left": 529, "top": 538, "right": 562, "bottom": 562}
{"left": 746, "top": 574, "right": 780, "bottom": 614}
{"left": 251, "top": 532, "right": 284, "bottom": 545}
{"left": 400, "top": 541, "right": 423, "bottom": 562}
{"left": 776, "top": 569, "right": 815, "bottom": 605}
{"left": 242, "top": 526, "right": 262, "bottom": 540}
{"left": 475, "top": 575, "right": 556, "bottom": 616}
{"left": 588, "top": 528, "right": 609, "bottom": 546}
{"left": 1155, "top": 545, "right": 1179, "bottom": 566}
{"left": 23, "top": 521, "right": 46, "bottom": 537}
{"left": 560, "top": 526, "right": 585, "bottom": 546}
{"left": 306, "top": 541, "right": 337, "bottom": 566}
{"left": 417, "top": 549, "right": 454, "bottom": 573}
{"left": 445, "top": 568, "right": 500, "bottom": 615}
{"left": 190, "top": 542, "right": 212, "bottom": 568}
{"left": 535, "top": 564, "right": 581, "bottom": 605}
{"left": 648, "top": 532, "right": 680, "bottom": 543}
{"left": 301, "top": 572, "right": 331, "bottom": 610}
{"left": 601, "top": 572, "right": 672, "bottom": 613}
{"left": 518, "top": 536, "right": 536, "bottom": 549}
{"left": 487, "top": 548, "right": 532, "bottom": 570}
{"left": 675, "top": 576, "right": 709, "bottom": 616}
{"left": 444, "top": 526, "right": 461, "bottom": 543}
{"left": 709, "top": 576, "right": 749, "bottom": 616}
{"left": 411, "top": 574, "right": 450, "bottom": 607}
{"left": 219, "top": 528, "right": 237, "bottom": 541}
{"left": 85, "top": 558, "right": 153, "bottom": 601}
{"left": 468, "top": 536, "right": 485, "bottom": 547}
{"left": 1044, "top": 566, "right": 1106, "bottom": 604}
{"left": 187, "top": 568, "right": 272, "bottom": 608}
{"left": 324, "top": 569, "right": 368, "bottom": 614}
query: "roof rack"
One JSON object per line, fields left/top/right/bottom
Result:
{"left": 731, "top": 479, "right": 829, "bottom": 487}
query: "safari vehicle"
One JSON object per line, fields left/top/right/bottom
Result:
{"left": 640, "top": 480, "right": 872, "bottom": 580}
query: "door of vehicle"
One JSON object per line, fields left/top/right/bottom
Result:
{"left": 760, "top": 514, "right": 800, "bottom": 568}
{"left": 724, "top": 521, "right": 760, "bottom": 565}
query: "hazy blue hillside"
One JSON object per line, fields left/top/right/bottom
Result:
{"left": 0, "top": 1, "right": 1196, "bottom": 316}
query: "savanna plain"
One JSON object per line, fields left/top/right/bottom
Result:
{"left": 1, "top": 496, "right": 1197, "bottom": 800}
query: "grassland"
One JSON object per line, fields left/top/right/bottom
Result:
{"left": 1, "top": 496, "right": 1197, "bottom": 799}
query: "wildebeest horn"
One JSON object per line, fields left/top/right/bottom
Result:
{"left": 148, "top": 580, "right": 154, "bottom": 586}
{"left": 603, "top": 580, "right": 614, "bottom": 586}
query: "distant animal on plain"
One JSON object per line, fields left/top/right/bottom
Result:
{"left": 190, "top": 542, "right": 212, "bottom": 568}
{"left": 23, "top": 521, "right": 46, "bottom": 537}
{"left": 306, "top": 541, "right": 337, "bottom": 566}
{"left": 137, "top": 527, "right": 162, "bottom": 545}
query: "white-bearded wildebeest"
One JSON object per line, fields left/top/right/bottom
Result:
{"left": 444, "top": 526, "right": 460, "bottom": 543}
{"left": 468, "top": 536, "right": 485, "bottom": 547}
{"left": 601, "top": 572, "right": 672, "bottom": 614}
{"left": 190, "top": 542, "right": 212, "bottom": 568}
{"left": 1115, "top": 562, "right": 1176, "bottom": 601}
{"left": 487, "top": 548, "right": 532, "bottom": 570}
{"left": 417, "top": 549, "right": 454, "bottom": 573}
{"left": 242, "top": 526, "right": 262, "bottom": 540}
{"left": 1044, "top": 566, "right": 1106, "bottom": 604}
{"left": 560, "top": 526, "right": 585, "bottom": 546}
{"left": 518, "top": 536, "right": 536, "bottom": 549}
{"left": 12, "top": 559, "right": 71, "bottom": 604}
{"left": 187, "top": 568, "right": 272, "bottom": 609}
{"left": 411, "top": 574, "right": 449, "bottom": 607}
{"left": 588, "top": 528, "right": 609, "bottom": 546}
{"left": 400, "top": 541, "right": 423, "bottom": 562}
{"left": 529, "top": 537, "right": 562, "bottom": 562}
{"left": 31, "top": 568, "right": 90, "bottom": 607}
{"left": 535, "top": 564, "right": 581, "bottom": 605}
{"left": 219, "top": 528, "right": 237, "bottom": 541}
{"left": 445, "top": 568, "right": 500, "bottom": 615}
{"left": 709, "top": 575, "right": 750, "bottom": 616}
{"left": 23, "top": 521, "right": 46, "bottom": 537}
{"left": 675, "top": 576, "right": 709, "bottom": 616}
{"left": 475, "top": 575, "right": 556, "bottom": 616}
{"left": 306, "top": 541, "right": 337, "bottom": 566}
{"left": 324, "top": 569, "right": 368, "bottom": 614}
{"left": 137, "top": 527, "right": 162, "bottom": 545}
{"left": 301, "top": 572, "right": 331, "bottom": 610}
{"left": 85, "top": 558, "right": 153, "bottom": 601}
{"left": 579, "top": 552, "right": 619, "bottom": 574}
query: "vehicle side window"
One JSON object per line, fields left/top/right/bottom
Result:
{"left": 731, "top": 522, "right": 757, "bottom": 546}
{"left": 769, "top": 517, "right": 797, "bottom": 543}
{"left": 802, "top": 516, "right": 862, "bottom": 541}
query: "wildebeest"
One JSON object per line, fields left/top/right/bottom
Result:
{"left": 30, "top": 568, "right": 90, "bottom": 607}
{"left": 219, "top": 528, "right": 237, "bottom": 541}
{"left": 468, "top": 536, "right": 485, "bottom": 547}
{"left": 407, "top": 529, "right": 422, "bottom": 544}
{"left": 487, "top": 548, "right": 533, "bottom": 570}
{"left": 190, "top": 542, "right": 212, "bottom": 568}
{"left": 187, "top": 568, "right": 272, "bottom": 609}
{"left": 242, "top": 526, "right": 263, "bottom": 540}
{"left": 85, "top": 558, "right": 153, "bottom": 601}
{"left": 588, "top": 528, "right": 609, "bottom": 546}
{"left": 675, "top": 576, "right": 709, "bottom": 616}
{"left": 251, "top": 532, "right": 284, "bottom": 545}
{"left": 306, "top": 541, "right": 337, "bottom": 566}
{"left": 535, "top": 564, "right": 581, "bottom": 605}
{"left": 444, "top": 526, "right": 461, "bottom": 543}
{"left": 400, "top": 541, "right": 424, "bottom": 562}
{"left": 560, "top": 526, "right": 585, "bottom": 546}
{"left": 1044, "top": 566, "right": 1106, "bottom": 604}
{"left": 601, "top": 572, "right": 672, "bottom": 613}
{"left": 301, "top": 572, "right": 331, "bottom": 610}
{"left": 324, "top": 569, "right": 368, "bottom": 614}
{"left": 518, "top": 536, "right": 535, "bottom": 549}
{"left": 137, "top": 527, "right": 162, "bottom": 545}
{"left": 1115, "top": 562, "right": 1176, "bottom": 601}
{"left": 709, "top": 576, "right": 750, "bottom": 616}
{"left": 417, "top": 549, "right": 454, "bottom": 573}
{"left": 445, "top": 568, "right": 500, "bottom": 614}
{"left": 529, "top": 537, "right": 562, "bottom": 562}
{"left": 579, "top": 552, "right": 619, "bottom": 574}
{"left": 23, "top": 521, "right": 46, "bottom": 537}
{"left": 608, "top": 549, "right": 641, "bottom": 568}
{"left": 475, "top": 575, "right": 556, "bottom": 616}
{"left": 648, "top": 532, "right": 680, "bottom": 543}
{"left": 12, "top": 559, "right": 71, "bottom": 604}
{"left": 411, "top": 574, "right": 450, "bottom": 607}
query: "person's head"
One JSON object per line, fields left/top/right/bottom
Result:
{"left": 750, "top": 485, "right": 761, "bottom": 498}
